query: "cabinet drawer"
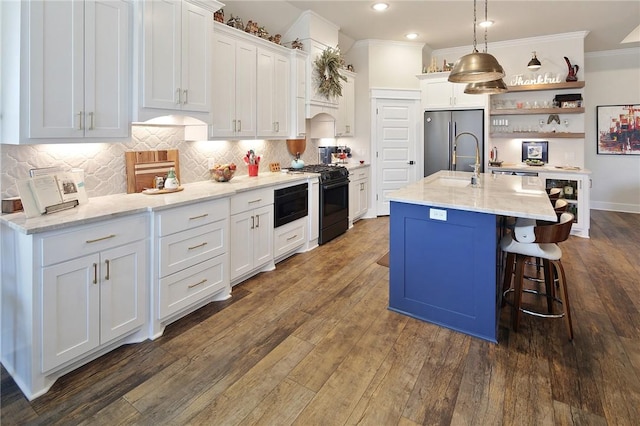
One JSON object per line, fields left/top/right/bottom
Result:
{"left": 351, "top": 169, "right": 368, "bottom": 180}
{"left": 156, "top": 198, "right": 229, "bottom": 237}
{"left": 159, "top": 220, "right": 227, "bottom": 277}
{"left": 42, "top": 215, "right": 147, "bottom": 267}
{"left": 159, "top": 255, "right": 228, "bottom": 319}
{"left": 274, "top": 218, "right": 306, "bottom": 260}
{"left": 230, "top": 188, "right": 273, "bottom": 214}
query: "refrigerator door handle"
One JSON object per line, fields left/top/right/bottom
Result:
{"left": 448, "top": 121, "right": 453, "bottom": 170}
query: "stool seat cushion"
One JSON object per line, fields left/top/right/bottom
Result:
{"left": 500, "top": 233, "right": 563, "bottom": 260}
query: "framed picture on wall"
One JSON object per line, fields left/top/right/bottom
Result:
{"left": 521, "top": 141, "right": 548, "bottom": 165}
{"left": 596, "top": 104, "right": 640, "bottom": 155}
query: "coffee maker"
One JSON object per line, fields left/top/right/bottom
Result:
{"left": 318, "top": 146, "right": 337, "bottom": 164}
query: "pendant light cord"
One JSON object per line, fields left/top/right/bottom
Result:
{"left": 472, "top": 0, "right": 478, "bottom": 52}
{"left": 483, "top": 0, "right": 488, "bottom": 53}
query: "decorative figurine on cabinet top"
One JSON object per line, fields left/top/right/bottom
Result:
{"left": 564, "top": 56, "right": 579, "bottom": 82}
{"left": 214, "top": 9, "right": 224, "bottom": 23}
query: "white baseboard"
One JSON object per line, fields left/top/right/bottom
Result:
{"left": 590, "top": 202, "right": 640, "bottom": 214}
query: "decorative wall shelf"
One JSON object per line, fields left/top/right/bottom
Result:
{"left": 490, "top": 132, "right": 585, "bottom": 139}
{"left": 506, "top": 81, "right": 585, "bottom": 92}
{"left": 490, "top": 107, "right": 584, "bottom": 116}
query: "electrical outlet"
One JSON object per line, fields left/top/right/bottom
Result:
{"left": 207, "top": 158, "right": 216, "bottom": 169}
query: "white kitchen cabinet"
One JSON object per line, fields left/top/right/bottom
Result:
{"left": 1, "top": 0, "right": 131, "bottom": 144}
{"left": 211, "top": 24, "right": 257, "bottom": 138}
{"left": 257, "top": 48, "right": 290, "bottom": 138}
{"left": 336, "top": 70, "right": 356, "bottom": 137}
{"left": 230, "top": 188, "right": 274, "bottom": 284}
{"left": 140, "top": 0, "right": 220, "bottom": 116}
{"left": 307, "top": 177, "right": 320, "bottom": 248}
{"left": 151, "top": 198, "right": 230, "bottom": 337}
{"left": 290, "top": 50, "right": 309, "bottom": 138}
{"left": 0, "top": 214, "right": 148, "bottom": 400}
{"left": 418, "top": 74, "right": 487, "bottom": 110}
{"left": 349, "top": 166, "right": 369, "bottom": 224}
{"left": 42, "top": 239, "right": 146, "bottom": 371}
{"left": 274, "top": 217, "right": 307, "bottom": 263}
{"left": 539, "top": 172, "right": 590, "bottom": 238}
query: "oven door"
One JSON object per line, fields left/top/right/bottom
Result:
{"left": 319, "top": 178, "right": 349, "bottom": 244}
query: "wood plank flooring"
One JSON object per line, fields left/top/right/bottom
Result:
{"left": 2, "top": 210, "right": 640, "bottom": 425}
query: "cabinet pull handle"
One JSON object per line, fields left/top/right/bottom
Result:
{"left": 237, "top": 120, "right": 242, "bottom": 132}
{"left": 176, "top": 88, "right": 182, "bottom": 104}
{"left": 189, "top": 213, "right": 208, "bottom": 220}
{"left": 86, "top": 234, "right": 116, "bottom": 244}
{"left": 93, "top": 263, "right": 98, "bottom": 284}
{"left": 248, "top": 198, "right": 262, "bottom": 204}
{"left": 256, "top": 214, "right": 260, "bottom": 228}
{"left": 188, "top": 279, "right": 207, "bottom": 289}
{"left": 233, "top": 119, "right": 237, "bottom": 132}
{"left": 77, "top": 111, "right": 84, "bottom": 130}
{"left": 188, "top": 242, "right": 208, "bottom": 250}
{"left": 183, "top": 89, "right": 188, "bottom": 104}
{"left": 88, "top": 112, "right": 95, "bottom": 130}
{"left": 286, "top": 234, "right": 298, "bottom": 241}
{"left": 251, "top": 215, "right": 255, "bottom": 229}
{"left": 105, "top": 259, "right": 110, "bottom": 280}
{"left": 346, "top": 125, "right": 350, "bottom": 133}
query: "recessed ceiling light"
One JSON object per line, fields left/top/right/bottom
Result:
{"left": 405, "top": 33, "right": 418, "bottom": 40}
{"left": 372, "top": 2, "right": 389, "bottom": 12}
{"left": 478, "top": 20, "right": 494, "bottom": 28}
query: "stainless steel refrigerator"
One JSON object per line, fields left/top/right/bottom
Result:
{"left": 424, "top": 109, "right": 484, "bottom": 177}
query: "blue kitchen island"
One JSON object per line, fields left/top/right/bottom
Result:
{"left": 388, "top": 171, "right": 556, "bottom": 342}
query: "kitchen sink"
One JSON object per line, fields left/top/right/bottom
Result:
{"left": 431, "top": 177, "right": 471, "bottom": 188}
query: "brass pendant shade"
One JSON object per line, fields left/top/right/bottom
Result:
{"left": 464, "top": 78, "right": 508, "bottom": 94}
{"left": 448, "top": 0, "right": 505, "bottom": 84}
{"left": 448, "top": 51, "right": 505, "bottom": 83}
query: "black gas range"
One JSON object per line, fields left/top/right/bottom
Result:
{"left": 293, "top": 164, "right": 349, "bottom": 184}
{"left": 294, "top": 164, "right": 350, "bottom": 245}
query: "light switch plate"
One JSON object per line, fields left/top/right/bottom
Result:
{"left": 429, "top": 208, "right": 447, "bottom": 221}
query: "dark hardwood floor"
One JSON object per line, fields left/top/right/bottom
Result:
{"left": 2, "top": 210, "right": 639, "bottom": 425}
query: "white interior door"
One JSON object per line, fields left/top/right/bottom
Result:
{"left": 375, "top": 97, "right": 420, "bottom": 216}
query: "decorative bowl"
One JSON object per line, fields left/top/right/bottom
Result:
{"left": 210, "top": 164, "right": 236, "bottom": 182}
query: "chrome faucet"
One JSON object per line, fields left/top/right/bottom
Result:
{"left": 453, "top": 131, "right": 481, "bottom": 185}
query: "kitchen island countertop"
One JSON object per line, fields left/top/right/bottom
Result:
{"left": 389, "top": 170, "right": 556, "bottom": 222}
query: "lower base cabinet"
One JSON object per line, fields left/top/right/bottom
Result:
{"left": 230, "top": 187, "right": 275, "bottom": 284}
{"left": 274, "top": 217, "right": 306, "bottom": 263}
{"left": 349, "top": 166, "right": 369, "bottom": 224}
{"left": 539, "top": 172, "right": 590, "bottom": 238}
{"left": 1, "top": 214, "right": 148, "bottom": 400}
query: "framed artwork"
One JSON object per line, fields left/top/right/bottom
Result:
{"left": 521, "top": 141, "right": 548, "bottom": 163}
{"left": 597, "top": 104, "right": 640, "bottom": 155}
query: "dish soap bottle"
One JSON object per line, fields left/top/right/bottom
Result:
{"left": 164, "top": 167, "right": 179, "bottom": 189}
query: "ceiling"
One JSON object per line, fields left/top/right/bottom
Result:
{"left": 220, "top": 1, "right": 640, "bottom": 54}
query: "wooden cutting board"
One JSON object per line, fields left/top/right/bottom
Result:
{"left": 125, "top": 150, "right": 180, "bottom": 193}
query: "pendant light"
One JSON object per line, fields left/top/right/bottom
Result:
{"left": 464, "top": 0, "right": 507, "bottom": 94}
{"left": 448, "top": 0, "right": 505, "bottom": 83}
{"left": 527, "top": 51, "right": 542, "bottom": 70}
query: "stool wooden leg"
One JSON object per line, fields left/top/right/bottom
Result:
{"left": 502, "top": 252, "right": 516, "bottom": 307}
{"left": 553, "top": 259, "right": 574, "bottom": 340}
{"left": 543, "top": 259, "right": 554, "bottom": 314}
{"left": 513, "top": 255, "right": 526, "bottom": 332}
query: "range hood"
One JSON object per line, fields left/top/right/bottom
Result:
{"left": 309, "top": 112, "right": 336, "bottom": 139}
{"left": 132, "top": 115, "right": 208, "bottom": 141}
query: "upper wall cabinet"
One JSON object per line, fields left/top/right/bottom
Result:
{"left": 211, "top": 22, "right": 296, "bottom": 140}
{"left": 256, "top": 48, "right": 291, "bottom": 139}
{"left": 417, "top": 73, "right": 487, "bottom": 110}
{"left": 335, "top": 70, "right": 356, "bottom": 137}
{"left": 1, "top": 0, "right": 132, "bottom": 144}
{"left": 211, "top": 24, "right": 258, "bottom": 139}
{"left": 137, "top": 0, "right": 221, "bottom": 122}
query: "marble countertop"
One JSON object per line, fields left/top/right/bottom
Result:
{"left": 1, "top": 172, "right": 313, "bottom": 235}
{"left": 488, "top": 163, "right": 591, "bottom": 175}
{"left": 388, "top": 170, "right": 556, "bottom": 221}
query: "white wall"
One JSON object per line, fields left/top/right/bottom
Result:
{"left": 585, "top": 48, "right": 640, "bottom": 213}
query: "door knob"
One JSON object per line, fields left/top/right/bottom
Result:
{"left": 407, "top": 160, "right": 415, "bottom": 165}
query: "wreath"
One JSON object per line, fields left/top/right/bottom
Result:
{"left": 314, "top": 47, "right": 347, "bottom": 99}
